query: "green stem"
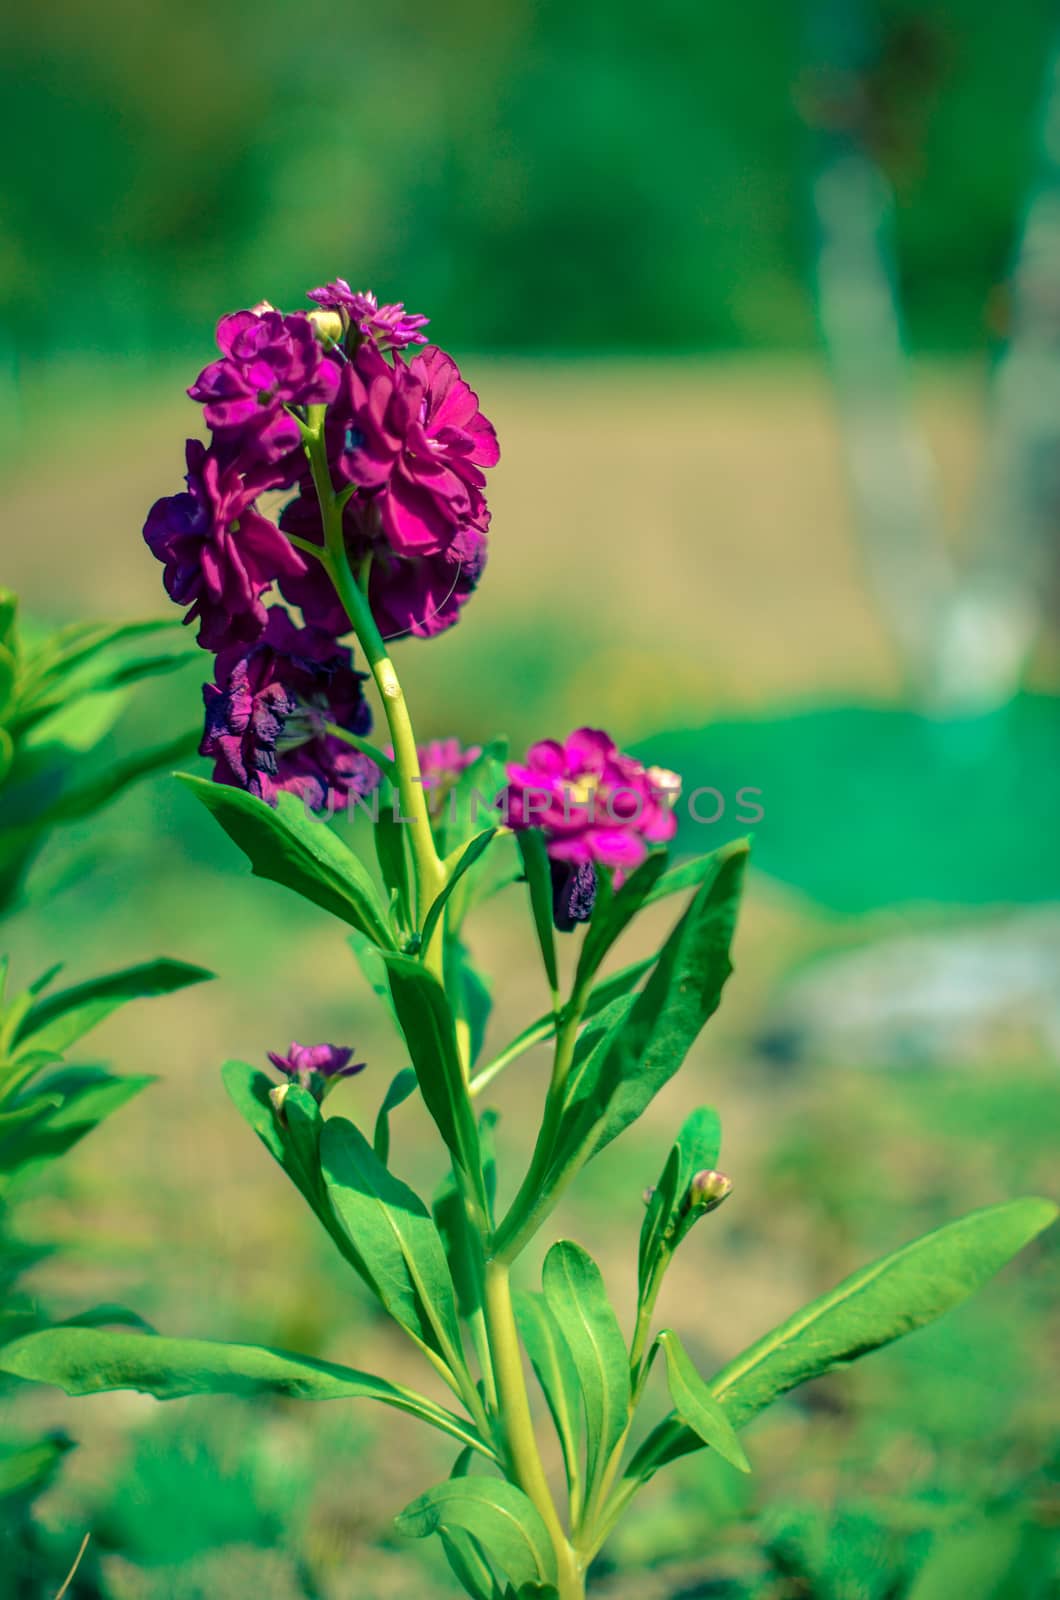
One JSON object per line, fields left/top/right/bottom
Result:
{"left": 492, "top": 980, "right": 592, "bottom": 1263}
{"left": 303, "top": 417, "right": 445, "bottom": 952}
{"left": 483, "top": 1260, "right": 585, "bottom": 1600}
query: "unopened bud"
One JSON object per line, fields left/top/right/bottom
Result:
{"left": 307, "top": 307, "right": 345, "bottom": 344}
{"left": 647, "top": 765, "right": 682, "bottom": 807}
{"left": 687, "top": 1168, "right": 733, "bottom": 1214}
{"left": 269, "top": 1082, "right": 290, "bottom": 1119}
{"left": 642, "top": 1185, "right": 656, "bottom": 1207}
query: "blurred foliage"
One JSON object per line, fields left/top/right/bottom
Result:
{"left": 638, "top": 695, "right": 1060, "bottom": 911}
{"left": 0, "top": 0, "right": 1056, "bottom": 366}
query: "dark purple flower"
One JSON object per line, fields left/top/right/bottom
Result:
{"left": 267, "top": 1040, "right": 364, "bottom": 1099}
{"left": 501, "top": 728, "right": 680, "bottom": 874}
{"left": 200, "top": 608, "right": 380, "bottom": 811}
{"left": 188, "top": 306, "right": 340, "bottom": 472}
{"left": 550, "top": 859, "right": 598, "bottom": 931}
{"left": 143, "top": 439, "right": 307, "bottom": 651}
{"left": 306, "top": 281, "right": 430, "bottom": 350}
{"left": 278, "top": 488, "right": 488, "bottom": 641}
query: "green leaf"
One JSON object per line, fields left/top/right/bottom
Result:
{"left": 516, "top": 831, "right": 559, "bottom": 996}
{"left": 573, "top": 851, "right": 669, "bottom": 990}
{"left": 470, "top": 957, "right": 654, "bottom": 1098}
{"left": 0, "top": 589, "right": 18, "bottom": 654}
{"left": 638, "top": 1107, "right": 722, "bottom": 1299}
{"left": 551, "top": 841, "right": 747, "bottom": 1186}
{"left": 0, "top": 1432, "right": 74, "bottom": 1504}
{"left": 179, "top": 775, "right": 395, "bottom": 947}
{"left": 348, "top": 929, "right": 399, "bottom": 1030}
{"left": 451, "top": 942, "right": 493, "bottom": 1070}
{"left": 434, "top": 1111, "right": 496, "bottom": 1321}
{"left": 373, "top": 1067, "right": 418, "bottom": 1164}
{"left": 14, "top": 958, "right": 212, "bottom": 1058}
{"left": 0, "top": 644, "right": 16, "bottom": 722}
{"left": 320, "top": 1117, "right": 466, "bottom": 1373}
{"left": 381, "top": 953, "right": 484, "bottom": 1197}
{"left": 0, "top": 1327, "right": 491, "bottom": 1458}
{"left": 642, "top": 849, "right": 735, "bottom": 910}
{"left": 422, "top": 828, "right": 497, "bottom": 947}
{"left": 655, "top": 1330, "right": 750, "bottom": 1472}
{"left": 374, "top": 805, "right": 412, "bottom": 932}
{"left": 541, "top": 1241, "right": 631, "bottom": 1502}
{"left": 220, "top": 1062, "right": 358, "bottom": 1266}
{"left": 396, "top": 1478, "right": 558, "bottom": 1590}
{"left": 515, "top": 1290, "right": 584, "bottom": 1516}
{"left": 0, "top": 1069, "right": 152, "bottom": 1177}
{"left": 56, "top": 730, "right": 197, "bottom": 823}
{"left": 627, "top": 1197, "right": 1058, "bottom": 1484}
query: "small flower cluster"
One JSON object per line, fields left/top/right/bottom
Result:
{"left": 267, "top": 1039, "right": 364, "bottom": 1104}
{"left": 500, "top": 727, "right": 681, "bottom": 929}
{"left": 144, "top": 286, "right": 498, "bottom": 810}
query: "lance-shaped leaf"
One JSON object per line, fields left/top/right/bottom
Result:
{"left": 381, "top": 953, "right": 484, "bottom": 1201}
{"left": 374, "top": 803, "right": 412, "bottom": 931}
{"left": 421, "top": 829, "right": 497, "bottom": 948}
{"left": 435, "top": 1111, "right": 498, "bottom": 1319}
{"left": 655, "top": 1330, "right": 750, "bottom": 1473}
{"left": 552, "top": 842, "right": 745, "bottom": 1184}
{"left": 179, "top": 775, "right": 394, "bottom": 947}
{"left": 0, "top": 1068, "right": 153, "bottom": 1178}
{"left": 0, "top": 1433, "right": 75, "bottom": 1504}
{"left": 373, "top": 1067, "right": 418, "bottom": 1165}
{"left": 515, "top": 831, "right": 559, "bottom": 996}
{"left": 321, "top": 1117, "right": 466, "bottom": 1374}
{"left": 516, "top": 1290, "right": 584, "bottom": 1517}
{"left": 396, "top": 1477, "right": 559, "bottom": 1590}
{"left": 573, "top": 851, "right": 670, "bottom": 990}
{"left": 0, "top": 1327, "right": 491, "bottom": 1458}
{"left": 626, "top": 1196, "right": 1057, "bottom": 1484}
{"left": 13, "top": 958, "right": 212, "bottom": 1058}
{"left": 220, "top": 1062, "right": 357, "bottom": 1269}
{"left": 471, "top": 957, "right": 654, "bottom": 1098}
{"left": 638, "top": 1107, "right": 722, "bottom": 1301}
{"left": 542, "top": 1241, "right": 630, "bottom": 1503}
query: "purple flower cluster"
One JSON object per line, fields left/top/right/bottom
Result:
{"left": 278, "top": 341, "right": 497, "bottom": 641}
{"left": 143, "top": 284, "right": 498, "bottom": 808}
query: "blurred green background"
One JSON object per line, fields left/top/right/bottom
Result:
{"left": 2, "top": 1, "right": 1058, "bottom": 1597}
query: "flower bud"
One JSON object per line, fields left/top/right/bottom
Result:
{"left": 269, "top": 1081, "right": 290, "bottom": 1118}
{"left": 307, "top": 307, "right": 346, "bottom": 344}
{"left": 687, "top": 1168, "right": 733, "bottom": 1214}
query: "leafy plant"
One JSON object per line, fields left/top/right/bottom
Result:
{"left": 1, "top": 290, "right": 1053, "bottom": 1600}
{"left": 0, "top": 591, "right": 209, "bottom": 1586}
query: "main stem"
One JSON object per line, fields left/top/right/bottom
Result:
{"left": 304, "top": 412, "right": 582, "bottom": 1593}
{"left": 483, "top": 1259, "right": 585, "bottom": 1600}
{"left": 304, "top": 417, "right": 445, "bottom": 940}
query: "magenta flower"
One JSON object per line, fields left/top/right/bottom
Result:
{"left": 267, "top": 1040, "right": 364, "bottom": 1099}
{"left": 188, "top": 306, "right": 340, "bottom": 469}
{"left": 278, "top": 488, "right": 488, "bottom": 641}
{"left": 501, "top": 728, "right": 680, "bottom": 872}
{"left": 418, "top": 738, "right": 483, "bottom": 787}
{"left": 143, "top": 439, "right": 307, "bottom": 651}
{"left": 331, "top": 341, "right": 498, "bottom": 556}
{"left": 200, "top": 608, "right": 380, "bottom": 812}
{"left": 306, "top": 281, "right": 430, "bottom": 350}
